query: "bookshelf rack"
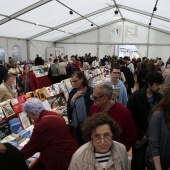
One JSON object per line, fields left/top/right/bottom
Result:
{"left": 0, "top": 67, "right": 105, "bottom": 169}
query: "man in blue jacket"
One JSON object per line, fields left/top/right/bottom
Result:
{"left": 106, "top": 64, "right": 128, "bottom": 106}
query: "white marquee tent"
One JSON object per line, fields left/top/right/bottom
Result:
{"left": 0, "top": 0, "right": 170, "bottom": 62}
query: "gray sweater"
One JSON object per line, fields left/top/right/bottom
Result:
{"left": 50, "top": 63, "right": 59, "bottom": 76}
{"left": 147, "top": 110, "right": 170, "bottom": 168}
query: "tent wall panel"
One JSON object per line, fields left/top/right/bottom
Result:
{"left": 149, "top": 29, "right": 170, "bottom": 44}
{"left": 135, "top": 45, "right": 147, "bottom": 58}
{"left": 99, "top": 22, "right": 123, "bottom": 44}
{"left": 29, "top": 40, "right": 54, "bottom": 61}
{"left": 56, "top": 44, "right": 98, "bottom": 57}
{"left": 75, "top": 30, "right": 98, "bottom": 43}
{"left": 99, "top": 45, "right": 114, "bottom": 58}
{"left": 148, "top": 46, "right": 170, "bottom": 64}
{"left": 123, "top": 22, "right": 148, "bottom": 44}
{"left": 0, "top": 37, "right": 54, "bottom": 62}
{"left": 0, "top": 37, "right": 27, "bottom": 62}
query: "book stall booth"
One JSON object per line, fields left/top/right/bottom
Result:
{"left": 0, "top": 67, "right": 106, "bottom": 169}
{"left": 15, "top": 64, "right": 52, "bottom": 88}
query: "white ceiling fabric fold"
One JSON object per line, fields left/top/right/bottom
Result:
{"left": 0, "top": 0, "right": 170, "bottom": 42}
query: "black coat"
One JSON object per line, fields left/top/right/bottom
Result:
{"left": 0, "top": 143, "right": 28, "bottom": 170}
{"left": 67, "top": 86, "right": 93, "bottom": 123}
{"left": 127, "top": 87, "right": 162, "bottom": 140}
{"left": 0, "top": 65, "right": 8, "bottom": 84}
{"left": 120, "top": 66, "right": 134, "bottom": 88}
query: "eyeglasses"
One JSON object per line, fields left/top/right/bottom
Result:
{"left": 90, "top": 94, "right": 104, "bottom": 101}
{"left": 112, "top": 72, "right": 121, "bottom": 74}
{"left": 71, "top": 79, "right": 79, "bottom": 83}
{"left": 92, "top": 133, "right": 113, "bottom": 143}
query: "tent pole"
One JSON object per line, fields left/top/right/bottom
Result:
{"left": 146, "top": 27, "right": 150, "bottom": 57}
{"left": 122, "top": 19, "right": 125, "bottom": 44}
{"left": 97, "top": 28, "right": 100, "bottom": 58}
{"left": 27, "top": 40, "right": 30, "bottom": 62}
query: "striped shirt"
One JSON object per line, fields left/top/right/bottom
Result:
{"left": 95, "top": 150, "right": 111, "bottom": 169}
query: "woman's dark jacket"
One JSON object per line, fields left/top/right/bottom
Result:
{"left": 67, "top": 86, "right": 93, "bottom": 123}
{"left": 127, "top": 87, "right": 162, "bottom": 140}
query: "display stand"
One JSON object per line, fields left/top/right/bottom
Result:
{"left": 0, "top": 68, "right": 105, "bottom": 169}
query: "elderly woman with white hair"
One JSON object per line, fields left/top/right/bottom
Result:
{"left": 21, "top": 98, "right": 78, "bottom": 170}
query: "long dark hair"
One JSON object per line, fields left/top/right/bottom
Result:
{"left": 150, "top": 87, "right": 170, "bottom": 129}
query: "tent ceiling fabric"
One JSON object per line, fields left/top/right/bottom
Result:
{"left": 0, "top": 0, "right": 169, "bottom": 42}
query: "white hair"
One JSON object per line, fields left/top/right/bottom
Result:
{"left": 23, "top": 98, "right": 45, "bottom": 114}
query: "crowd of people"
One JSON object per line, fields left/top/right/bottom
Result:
{"left": 0, "top": 53, "right": 170, "bottom": 170}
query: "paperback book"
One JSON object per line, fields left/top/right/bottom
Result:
{"left": 0, "top": 106, "right": 5, "bottom": 121}
{"left": 1, "top": 101, "right": 15, "bottom": 118}
{"left": 8, "top": 118, "right": 22, "bottom": 134}
{"left": 0, "top": 123, "right": 10, "bottom": 140}
{"left": 18, "top": 112, "right": 31, "bottom": 129}
{"left": 10, "top": 95, "right": 26, "bottom": 114}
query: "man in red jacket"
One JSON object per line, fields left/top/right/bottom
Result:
{"left": 89, "top": 82, "right": 136, "bottom": 151}
{"left": 21, "top": 98, "right": 78, "bottom": 170}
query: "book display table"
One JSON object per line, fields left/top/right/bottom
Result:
{"left": 37, "top": 75, "right": 52, "bottom": 88}
{"left": 0, "top": 68, "right": 105, "bottom": 170}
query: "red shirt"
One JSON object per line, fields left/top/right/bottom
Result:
{"left": 74, "top": 61, "right": 79, "bottom": 71}
{"left": 21, "top": 110, "right": 78, "bottom": 170}
{"left": 89, "top": 102, "right": 137, "bottom": 151}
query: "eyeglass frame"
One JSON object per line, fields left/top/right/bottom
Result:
{"left": 112, "top": 72, "right": 121, "bottom": 74}
{"left": 91, "top": 133, "right": 113, "bottom": 143}
{"left": 90, "top": 94, "right": 104, "bottom": 101}
{"left": 70, "top": 79, "right": 80, "bottom": 84}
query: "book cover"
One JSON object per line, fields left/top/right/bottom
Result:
{"left": 1, "top": 101, "right": 15, "bottom": 118}
{"left": 0, "top": 106, "right": 5, "bottom": 122}
{"left": 25, "top": 92, "right": 33, "bottom": 101}
{"left": 42, "top": 87, "right": 51, "bottom": 98}
{"left": 10, "top": 96, "right": 26, "bottom": 114}
{"left": 52, "top": 84, "right": 60, "bottom": 94}
{"left": 62, "top": 78, "right": 72, "bottom": 90}
{"left": 51, "top": 98, "right": 59, "bottom": 109}
{"left": 42, "top": 100, "right": 52, "bottom": 111}
{"left": 8, "top": 118, "right": 22, "bottom": 134}
{"left": 63, "top": 90, "right": 69, "bottom": 102}
{"left": 13, "top": 135, "right": 26, "bottom": 144}
{"left": 38, "top": 89, "right": 46, "bottom": 101}
{"left": 32, "top": 90, "right": 39, "bottom": 99}
{"left": 46, "top": 86, "right": 54, "bottom": 96}
{"left": 18, "top": 112, "right": 31, "bottom": 129}
{"left": 0, "top": 123, "right": 10, "bottom": 140}
{"left": 0, "top": 133, "right": 19, "bottom": 143}
{"left": 18, "top": 129, "right": 31, "bottom": 138}
{"left": 58, "top": 82, "right": 67, "bottom": 92}
{"left": 57, "top": 95, "right": 66, "bottom": 106}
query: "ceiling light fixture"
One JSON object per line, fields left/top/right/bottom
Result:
{"left": 153, "top": 6, "right": 157, "bottom": 11}
{"left": 113, "top": 10, "right": 120, "bottom": 19}
{"left": 69, "top": 10, "right": 73, "bottom": 15}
